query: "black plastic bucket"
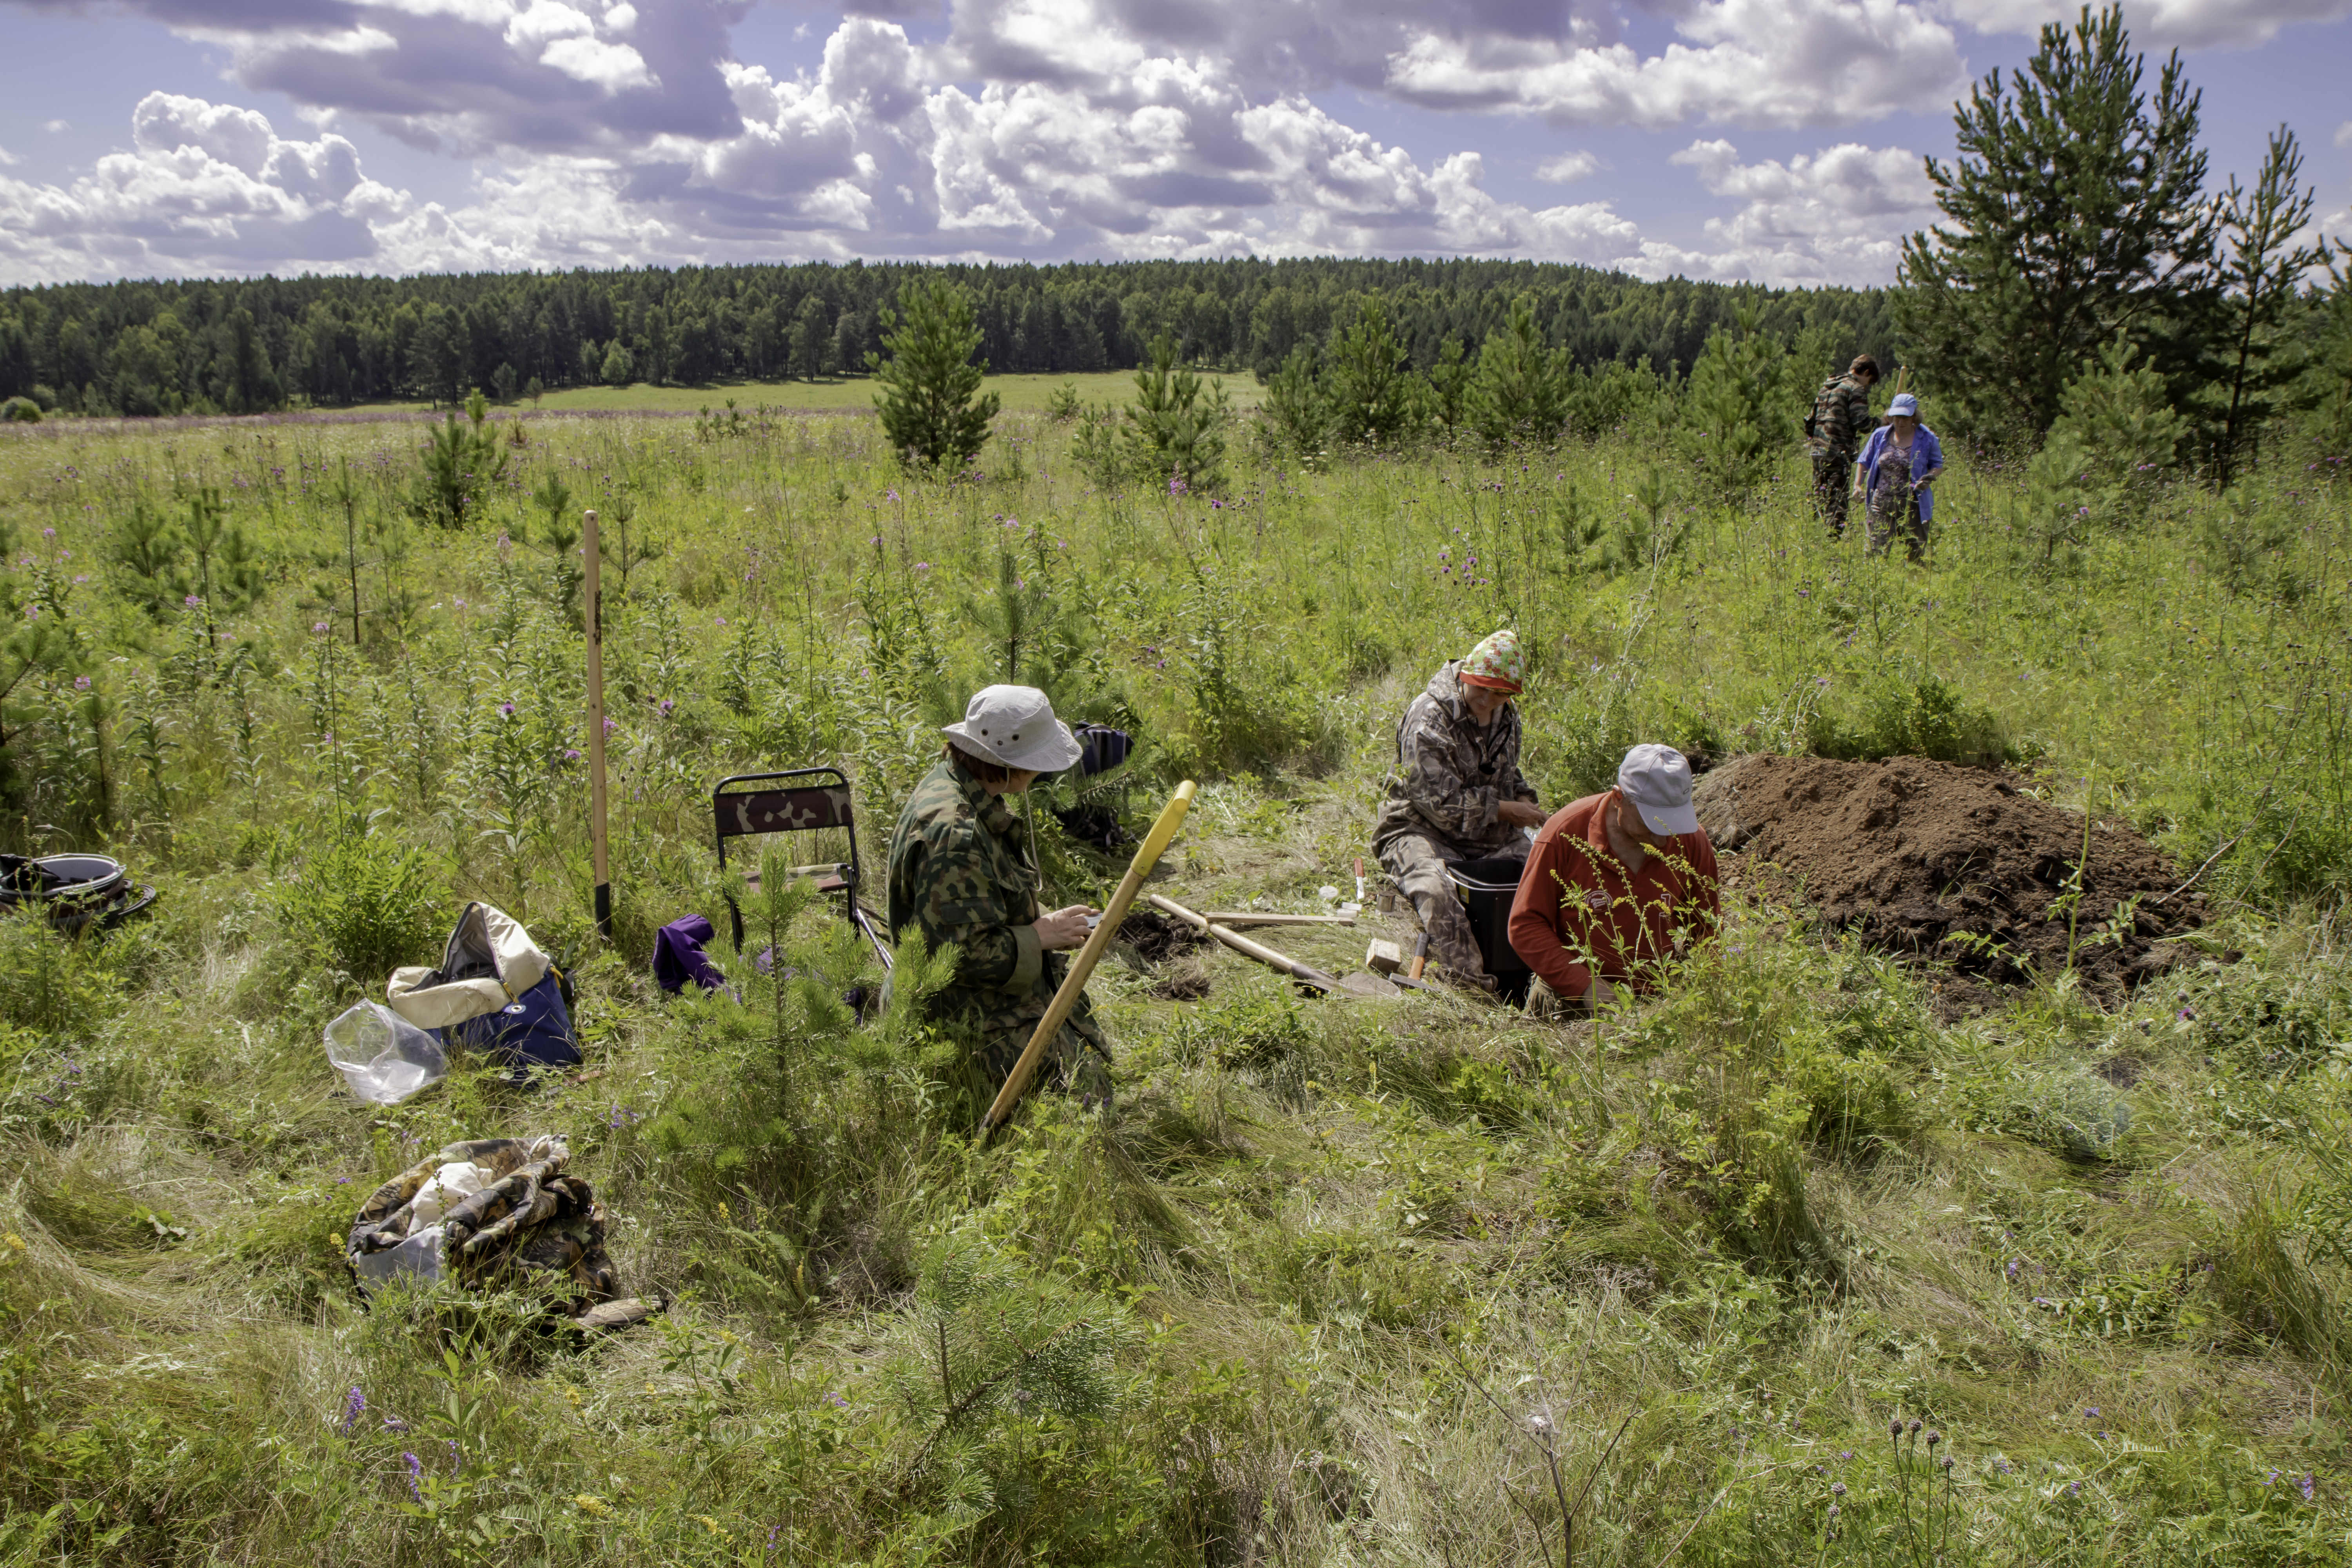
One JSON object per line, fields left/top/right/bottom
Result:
{"left": 0, "top": 853, "right": 155, "bottom": 933}
{"left": 1443, "top": 855, "right": 1532, "bottom": 1001}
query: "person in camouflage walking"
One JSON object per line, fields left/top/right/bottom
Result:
{"left": 1806, "top": 354, "right": 1880, "bottom": 536}
{"left": 887, "top": 685, "right": 1114, "bottom": 1112}
{"left": 1373, "top": 630, "right": 1544, "bottom": 991}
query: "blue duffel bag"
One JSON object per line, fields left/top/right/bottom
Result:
{"left": 387, "top": 902, "right": 582, "bottom": 1080}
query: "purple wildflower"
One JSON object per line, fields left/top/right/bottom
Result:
{"left": 42, "top": 528, "right": 56, "bottom": 540}
{"left": 313, "top": 621, "right": 330, "bottom": 634}
{"left": 499, "top": 702, "right": 516, "bottom": 718}
{"left": 886, "top": 488, "right": 900, "bottom": 502}
{"left": 183, "top": 594, "right": 201, "bottom": 609}
{"left": 715, "top": 616, "right": 727, "bottom": 626}
{"left": 658, "top": 698, "right": 675, "bottom": 717}
{"left": 2067, "top": 1479, "right": 2081, "bottom": 1497}
{"left": 603, "top": 717, "right": 617, "bottom": 734}
{"left": 403, "top": 1452, "right": 424, "bottom": 1501}
{"left": 2303, "top": 1474, "right": 2317, "bottom": 1502}
{"left": 74, "top": 675, "right": 91, "bottom": 690}
{"left": 341, "top": 1387, "right": 366, "bottom": 1431}
{"left": 564, "top": 748, "right": 581, "bottom": 760}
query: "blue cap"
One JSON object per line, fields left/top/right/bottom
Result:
{"left": 1887, "top": 392, "right": 1919, "bottom": 417}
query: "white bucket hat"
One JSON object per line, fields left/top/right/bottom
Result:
{"left": 942, "top": 684, "right": 1082, "bottom": 773}
{"left": 1617, "top": 742, "right": 1699, "bottom": 837}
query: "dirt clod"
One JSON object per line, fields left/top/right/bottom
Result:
{"left": 1116, "top": 908, "right": 1206, "bottom": 965}
{"left": 1693, "top": 753, "right": 2202, "bottom": 996}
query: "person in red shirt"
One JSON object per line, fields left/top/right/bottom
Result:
{"left": 1508, "top": 744, "right": 1721, "bottom": 1015}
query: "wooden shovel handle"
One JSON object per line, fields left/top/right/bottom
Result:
{"left": 976, "top": 781, "right": 1197, "bottom": 1139}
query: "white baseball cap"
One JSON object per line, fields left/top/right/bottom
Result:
{"left": 1617, "top": 743, "right": 1699, "bottom": 837}
{"left": 942, "top": 685, "right": 1082, "bottom": 773}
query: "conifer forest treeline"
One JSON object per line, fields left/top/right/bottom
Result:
{"left": 0, "top": 257, "right": 1900, "bottom": 418}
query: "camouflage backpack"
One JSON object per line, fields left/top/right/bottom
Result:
{"left": 1804, "top": 376, "right": 1838, "bottom": 441}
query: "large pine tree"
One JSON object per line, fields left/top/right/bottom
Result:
{"left": 1895, "top": 4, "right": 2217, "bottom": 443}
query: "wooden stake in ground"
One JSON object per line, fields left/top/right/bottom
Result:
{"left": 1147, "top": 893, "right": 1341, "bottom": 994}
{"left": 977, "top": 780, "right": 1198, "bottom": 1140}
{"left": 1200, "top": 912, "right": 1356, "bottom": 928}
{"left": 583, "top": 508, "right": 612, "bottom": 942}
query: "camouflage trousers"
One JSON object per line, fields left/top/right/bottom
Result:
{"left": 1812, "top": 454, "right": 1855, "bottom": 535}
{"left": 969, "top": 1020, "right": 1114, "bottom": 1114}
{"left": 1377, "top": 831, "right": 1525, "bottom": 990}
{"left": 1866, "top": 485, "right": 1928, "bottom": 562}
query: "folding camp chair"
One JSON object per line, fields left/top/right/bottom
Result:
{"left": 712, "top": 767, "right": 893, "bottom": 971}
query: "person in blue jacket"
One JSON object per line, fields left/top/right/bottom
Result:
{"left": 1852, "top": 392, "right": 1945, "bottom": 561}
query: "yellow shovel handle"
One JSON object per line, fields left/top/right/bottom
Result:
{"left": 975, "top": 780, "right": 1197, "bottom": 1138}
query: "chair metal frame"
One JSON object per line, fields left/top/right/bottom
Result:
{"left": 712, "top": 767, "right": 893, "bottom": 970}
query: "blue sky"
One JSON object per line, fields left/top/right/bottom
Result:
{"left": 0, "top": 0, "right": 2345, "bottom": 286}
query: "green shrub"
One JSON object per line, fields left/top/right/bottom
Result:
{"left": 1961, "top": 1058, "right": 2133, "bottom": 1160}
{"left": 0, "top": 915, "right": 120, "bottom": 1039}
{"left": 274, "top": 834, "right": 447, "bottom": 993}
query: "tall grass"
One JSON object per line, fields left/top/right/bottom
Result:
{"left": 0, "top": 405, "right": 2348, "bottom": 1563}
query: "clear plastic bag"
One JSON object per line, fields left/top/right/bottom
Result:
{"left": 325, "top": 1000, "right": 448, "bottom": 1105}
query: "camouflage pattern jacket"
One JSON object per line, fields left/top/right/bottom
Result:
{"left": 1806, "top": 373, "right": 1873, "bottom": 457}
{"left": 886, "top": 757, "right": 1104, "bottom": 1056}
{"left": 1373, "top": 661, "right": 1539, "bottom": 858}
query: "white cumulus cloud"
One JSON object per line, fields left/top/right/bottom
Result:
{"left": 1626, "top": 137, "right": 1936, "bottom": 285}
{"left": 1942, "top": 0, "right": 2352, "bottom": 51}
{"left": 0, "top": 92, "right": 405, "bottom": 282}
{"left": 1380, "top": 0, "right": 1965, "bottom": 127}
{"left": 1536, "top": 150, "right": 1600, "bottom": 183}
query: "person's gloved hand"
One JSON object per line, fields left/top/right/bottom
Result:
{"left": 1586, "top": 975, "right": 1617, "bottom": 1011}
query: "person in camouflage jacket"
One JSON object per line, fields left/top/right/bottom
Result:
{"left": 887, "top": 686, "right": 1111, "bottom": 1110}
{"left": 1806, "top": 354, "right": 1880, "bottom": 535}
{"left": 1373, "top": 630, "right": 1544, "bottom": 990}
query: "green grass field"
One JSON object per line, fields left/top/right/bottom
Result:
{"left": 1, "top": 400, "right": 2348, "bottom": 1564}
{"left": 348, "top": 369, "right": 1265, "bottom": 417}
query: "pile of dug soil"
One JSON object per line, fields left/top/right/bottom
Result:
{"left": 1116, "top": 908, "right": 1206, "bottom": 965}
{"left": 1693, "top": 754, "right": 2203, "bottom": 997}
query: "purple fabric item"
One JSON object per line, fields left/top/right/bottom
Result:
{"left": 653, "top": 915, "right": 728, "bottom": 996}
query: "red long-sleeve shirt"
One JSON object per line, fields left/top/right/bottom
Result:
{"left": 1507, "top": 790, "right": 1721, "bottom": 999}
